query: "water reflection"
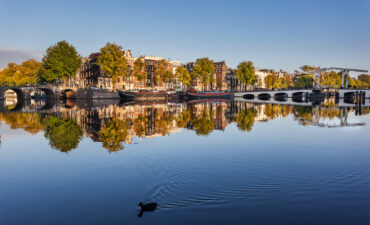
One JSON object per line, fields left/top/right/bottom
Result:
{"left": 0, "top": 98, "right": 369, "bottom": 153}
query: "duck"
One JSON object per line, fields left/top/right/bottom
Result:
{"left": 137, "top": 202, "right": 158, "bottom": 217}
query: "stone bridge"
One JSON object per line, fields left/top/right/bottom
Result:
{"left": 0, "top": 86, "right": 79, "bottom": 100}
{"left": 233, "top": 96, "right": 370, "bottom": 107}
{"left": 234, "top": 89, "right": 370, "bottom": 100}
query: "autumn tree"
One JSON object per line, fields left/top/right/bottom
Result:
{"left": 320, "top": 70, "right": 341, "bottom": 87}
{"left": 175, "top": 67, "right": 191, "bottom": 91}
{"left": 154, "top": 59, "right": 174, "bottom": 89}
{"left": 356, "top": 74, "right": 370, "bottom": 88}
{"left": 0, "top": 60, "right": 42, "bottom": 86}
{"left": 133, "top": 58, "right": 147, "bottom": 84}
{"left": 97, "top": 42, "right": 130, "bottom": 90}
{"left": 279, "top": 74, "right": 294, "bottom": 89}
{"left": 235, "top": 61, "right": 257, "bottom": 91}
{"left": 264, "top": 72, "right": 280, "bottom": 89}
{"left": 40, "top": 41, "right": 81, "bottom": 84}
{"left": 192, "top": 57, "right": 215, "bottom": 91}
{"left": 300, "top": 65, "right": 319, "bottom": 72}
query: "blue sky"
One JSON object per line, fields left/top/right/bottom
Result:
{"left": 1, "top": 0, "right": 369, "bottom": 73}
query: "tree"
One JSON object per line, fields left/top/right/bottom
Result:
{"left": 320, "top": 70, "right": 341, "bottom": 87}
{"left": 154, "top": 59, "right": 173, "bottom": 89}
{"left": 264, "top": 72, "right": 280, "bottom": 89}
{"left": 98, "top": 118, "right": 132, "bottom": 152}
{"left": 279, "top": 74, "right": 294, "bottom": 89}
{"left": 0, "top": 60, "right": 42, "bottom": 86}
{"left": 41, "top": 115, "right": 83, "bottom": 152}
{"left": 175, "top": 67, "right": 191, "bottom": 91}
{"left": 133, "top": 58, "right": 147, "bottom": 84}
{"left": 294, "top": 74, "right": 313, "bottom": 88}
{"left": 192, "top": 57, "right": 215, "bottom": 90}
{"left": 40, "top": 41, "right": 81, "bottom": 83}
{"left": 235, "top": 61, "right": 257, "bottom": 91}
{"left": 97, "top": 42, "right": 130, "bottom": 90}
{"left": 300, "top": 65, "right": 319, "bottom": 72}
{"left": 357, "top": 74, "right": 370, "bottom": 88}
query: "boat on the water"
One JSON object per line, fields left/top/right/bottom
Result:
{"left": 119, "top": 91, "right": 169, "bottom": 101}
{"left": 186, "top": 91, "right": 232, "bottom": 100}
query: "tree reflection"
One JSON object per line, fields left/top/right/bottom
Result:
{"left": 41, "top": 115, "right": 83, "bottom": 152}
{"left": 1, "top": 101, "right": 369, "bottom": 153}
{"left": 191, "top": 108, "right": 214, "bottom": 136}
{"left": 176, "top": 109, "right": 191, "bottom": 128}
{"left": 155, "top": 112, "right": 174, "bottom": 136}
{"left": 0, "top": 112, "right": 43, "bottom": 134}
{"left": 235, "top": 108, "right": 257, "bottom": 132}
{"left": 264, "top": 104, "right": 293, "bottom": 120}
{"left": 99, "top": 118, "right": 132, "bottom": 153}
{"left": 134, "top": 115, "right": 147, "bottom": 138}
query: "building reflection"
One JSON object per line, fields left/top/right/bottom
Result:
{"left": 0, "top": 99, "right": 369, "bottom": 153}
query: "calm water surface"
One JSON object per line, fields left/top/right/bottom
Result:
{"left": 0, "top": 99, "right": 369, "bottom": 225}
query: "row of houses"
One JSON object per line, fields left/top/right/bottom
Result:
{"left": 67, "top": 50, "right": 291, "bottom": 92}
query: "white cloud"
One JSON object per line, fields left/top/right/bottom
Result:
{"left": 0, "top": 48, "right": 43, "bottom": 69}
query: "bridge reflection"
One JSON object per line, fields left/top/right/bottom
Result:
{"left": 1, "top": 99, "right": 369, "bottom": 153}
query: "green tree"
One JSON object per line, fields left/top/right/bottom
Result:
{"left": 40, "top": 41, "right": 81, "bottom": 83}
{"left": 175, "top": 67, "right": 191, "bottom": 90}
{"left": 133, "top": 58, "right": 147, "bottom": 83}
{"left": 235, "top": 61, "right": 257, "bottom": 91}
{"left": 294, "top": 74, "right": 313, "bottom": 88}
{"left": 99, "top": 118, "right": 132, "bottom": 152}
{"left": 192, "top": 57, "right": 215, "bottom": 90}
{"left": 97, "top": 42, "right": 130, "bottom": 90}
{"left": 41, "top": 115, "right": 83, "bottom": 153}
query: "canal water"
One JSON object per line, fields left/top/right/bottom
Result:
{"left": 0, "top": 99, "right": 369, "bottom": 225}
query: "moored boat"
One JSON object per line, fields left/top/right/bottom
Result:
{"left": 119, "top": 91, "right": 169, "bottom": 101}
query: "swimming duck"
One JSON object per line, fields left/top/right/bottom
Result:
{"left": 137, "top": 202, "right": 158, "bottom": 217}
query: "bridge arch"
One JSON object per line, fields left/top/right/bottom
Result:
{"left": 61, "top": 89, "right": 76, "bottom": 99}
{"left": 292, "top": 92, "right": 307, "bottom": 102}
{"left": 0, "top": 87, "right": 26, "bottom": 111}
{"left": 274, "top": 93, "right": 288, "bottom": 101}
{"left": 258, "top": 93, "right": 271, "bottom": 100}
{"left": 243, "top": 94, "right": 255, "bottom": 99}
{"left": 34, "top": 87, "right": 56, "bottom": 99}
